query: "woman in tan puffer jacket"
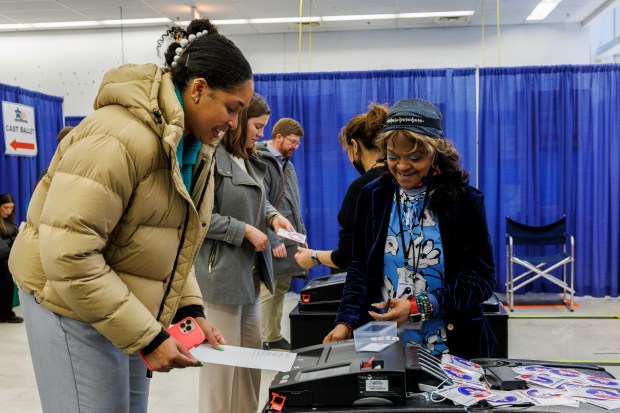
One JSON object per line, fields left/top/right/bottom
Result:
{"left": 9, "top": 18, "right": 255, "bottom": 413}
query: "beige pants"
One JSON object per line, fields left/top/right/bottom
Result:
{"left": 260, "top": 276, "right": 292, "bottom": 343}
{"left": 199, "top": 292, "right": 262, "bottom": 413}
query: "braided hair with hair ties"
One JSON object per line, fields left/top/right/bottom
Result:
{"left": 156, "top": 18, "right": 252, "bottom": 94}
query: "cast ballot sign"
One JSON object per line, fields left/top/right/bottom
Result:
{"left": 3, "top": 101, "right": 37, "bottom": 156}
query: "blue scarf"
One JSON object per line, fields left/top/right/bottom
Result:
{"left": 174, "top": 85, "right": 202, "bottom": 193}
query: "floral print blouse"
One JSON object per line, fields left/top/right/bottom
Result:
{"left": 382, "top": 186, "right": 449, "bottom": 355}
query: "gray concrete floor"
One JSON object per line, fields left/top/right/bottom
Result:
{"left": 1, "top": 293, "right": 618, "bottom": 413}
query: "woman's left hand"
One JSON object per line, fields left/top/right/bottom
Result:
{"left": 195, "top": 317, "right": 226, "bottom": 349}
{"left": 294, "top": 246, "right": 316, "bottom": 269}
{"left": 369, "top": 298, "right": 410, "bottom": 325}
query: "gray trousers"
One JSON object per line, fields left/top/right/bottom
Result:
{"left": 19, "top": 290, "right": 150, "bottom": 413}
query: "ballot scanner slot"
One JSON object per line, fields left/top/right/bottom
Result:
{"left": 298, "top": 365, "right": 350, "bottom": 381}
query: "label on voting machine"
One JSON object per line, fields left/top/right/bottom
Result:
{"left": 277, "top": 228, "right": 307, "bottom": 244}
{"left": 190, "top": 344, "right": 297, "bottom": 372}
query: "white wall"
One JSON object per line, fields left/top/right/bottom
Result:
{"left": 0, "top": 23, "right": 590, "bottom": 116}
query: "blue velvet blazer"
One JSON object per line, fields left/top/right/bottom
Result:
{"left": 335, "top": 174, "right": 496, "bottom": 359}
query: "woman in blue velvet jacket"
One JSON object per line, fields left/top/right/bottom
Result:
{"left": 324, "top": 98, "right": 496, "bottom": 360}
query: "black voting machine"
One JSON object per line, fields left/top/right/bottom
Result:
{"left": 276, "top": 275, "right": 617, "bottom": 412}
{"left": 289, "top": 273, "right": 509, "bottom": 358}
{"left": 268, "top": 339, "right": 452, "bottom": 409}
{"left": 265, "top": 350, "right": 617, "bottom": 412}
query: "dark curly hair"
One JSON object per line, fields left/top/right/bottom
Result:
{"left": 375, "top": 130, "right": 470, "bottom": 213}
{"left": 157, "top": 18, "right": 252, "bottom": 93}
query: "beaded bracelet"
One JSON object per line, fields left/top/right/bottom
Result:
{"left": 415, "top": 294, "right": 433, "bottom": 321}
{"left": 423, "top": 294, "right": 433, "bottom": 319}
{"left": 338, "top": 321, "right": 354, "bottom": 334}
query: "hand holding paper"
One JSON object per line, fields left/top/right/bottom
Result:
{"left": 190, "top": 344, "right": 297, "bottom": 372}
{"left": 271, "top": 215, "right": 294, "bottom": 233}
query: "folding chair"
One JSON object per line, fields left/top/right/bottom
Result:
{"left": 505, "top": 216, "right": 575, "bottom": 311}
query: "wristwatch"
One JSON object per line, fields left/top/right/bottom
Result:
{"left": 408, "top": 298, "right": 423, "bottom": 323}
{"left": 311, "top": 250, "right": 322, "bottom": 265}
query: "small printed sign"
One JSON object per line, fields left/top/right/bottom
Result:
{"left": 365, "top": 379, "right": 389, "bottom": 392}
{"left": 2, "top": 101, "right": 37, "bottom": 156}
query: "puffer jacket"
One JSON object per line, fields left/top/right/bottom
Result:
{"left": 9, "top": 63, "right": 215, "bottom": 354}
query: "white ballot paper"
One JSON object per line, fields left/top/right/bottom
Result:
{"left": 190, "top": 344, "right": 297, "bottom": 372}
{"left": 277, "top": 228, "right": 307, "bottom": 244}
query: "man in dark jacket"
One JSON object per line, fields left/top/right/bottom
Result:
{"left": 257, "top": 118, "right": 308, "bottom": 350}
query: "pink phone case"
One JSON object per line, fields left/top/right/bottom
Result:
{"left": 139, "top": 316, "right": 206, "bottom": 372}
{"left": 166, "top": 316, "right": 206, "bottom": 350}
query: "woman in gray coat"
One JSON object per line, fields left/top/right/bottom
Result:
{"left": 194, "top": 94, "right": 291, "bottom": 413}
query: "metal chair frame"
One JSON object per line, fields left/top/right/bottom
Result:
{"left": 505, "top": 216, "right": 575, "bottom": 312}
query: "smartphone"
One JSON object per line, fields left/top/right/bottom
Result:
{"left": 166, "top": 316, "right": 206, "bottom": 350}
{"left": 139, "top": 316, "right": 206, "bottom": 372}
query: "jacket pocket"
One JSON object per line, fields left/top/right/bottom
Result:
{"left": 208, "top": 241, "right": 218, "bottom": 273}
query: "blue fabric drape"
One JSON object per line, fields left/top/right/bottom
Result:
{"left": 5, "top": 65, "right": 616, "bottom": 298}
{"left": 479, "top": 65, "right": 620, "bottom": 297}
{"left": 0, "top": 84, "right": 63, "bottom": 223}
{"left": 65, "top": 116, "right": 85, "bottom": 127}
{"left": 255, "top": 69, "right": 477, "bottom": 292}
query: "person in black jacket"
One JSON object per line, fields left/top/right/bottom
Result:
{"left": 324, "top": 99, "right": 496, "bottom": 360}
{"left": 0, "top": 193, "right": 22, "bottom": 323}
{"left": 295, "top": 104, "right": 388, "bottom": 271}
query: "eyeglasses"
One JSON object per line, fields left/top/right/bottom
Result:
{"left": 283, "top": 135, "right": 302, "bottom": 147}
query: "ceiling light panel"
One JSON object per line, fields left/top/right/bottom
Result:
{"left": 527, "top": 0, "right": 563, "bottom": 21}
{"left": 322, "top": 14, "right": 397, "bottom": 22}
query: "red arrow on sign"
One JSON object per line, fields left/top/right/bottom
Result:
{"left": 9, "top": 139, "right": 35, "bottom": 151}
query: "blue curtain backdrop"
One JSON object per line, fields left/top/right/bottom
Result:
{"left": 478, "top": 65, "right": 620, "bottom": 297}
{"left": 3, "top": 65, "right": 617, "bottom": 298}
{"left": 65, "top": 116, "right": 85, "bottom": 127}
{"left": 254, "top": 69, "right": 477, "bottom": 292}
{"left": 0, "top": 84, "right": 63, "bottom": 224}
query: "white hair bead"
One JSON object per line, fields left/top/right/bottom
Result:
{"left": 172, "top": 29, "right": 207, "bottom": 67}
